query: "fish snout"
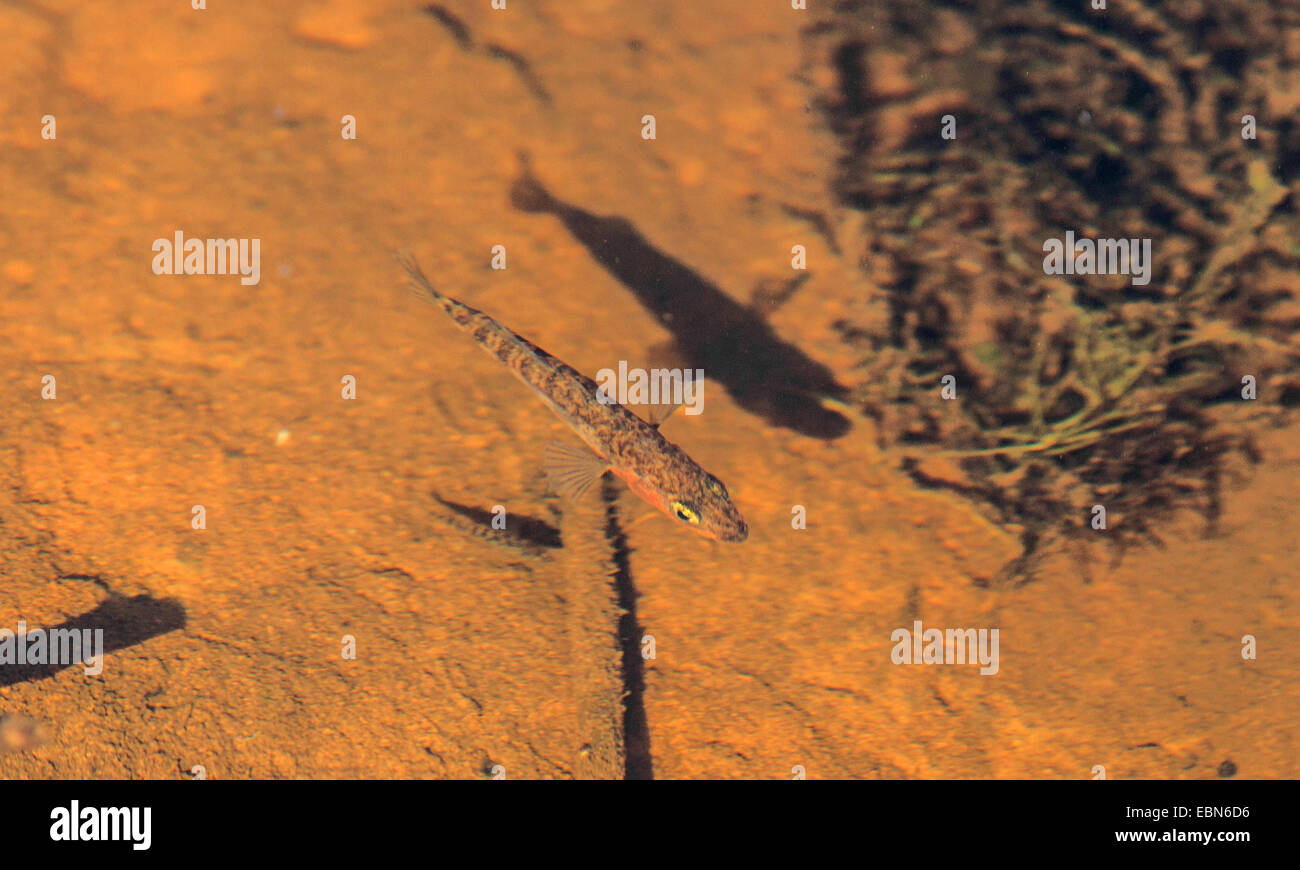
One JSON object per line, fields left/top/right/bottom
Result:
{"left": 717, "top": 512, "right": 748, "bottom": 543}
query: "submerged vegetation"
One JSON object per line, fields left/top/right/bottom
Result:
{"left": 810, "top": 0, "right": 1300, "bottom": 575}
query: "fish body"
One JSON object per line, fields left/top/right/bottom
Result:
{"left": 398, "top": 253, "right": 747, "bottom": 543}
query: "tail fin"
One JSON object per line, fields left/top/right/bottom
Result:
{"left": 394, "top": 251, "right": 486, "bottom": 333}
{"left": 509, "top": 153, "right": 556, "bottom": 214}
{"left": 394, "top": 250, "right": 441, "bottom": 304}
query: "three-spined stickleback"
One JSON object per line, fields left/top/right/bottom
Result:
{"left": 397, "top": 253, "right": 747, "bottom": 543}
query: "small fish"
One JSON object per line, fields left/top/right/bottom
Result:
{"left": 397, "top": 253, "right": 748, "bottom": 543}
{"left": 429, "top": 491, "right": 561, "bottom": 559}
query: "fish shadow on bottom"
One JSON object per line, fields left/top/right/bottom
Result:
{"left": 509, "top": 163, "right": 853, "bottom": 440}
{"left": 0, "top": 593, "right": 187, "bottom": 687}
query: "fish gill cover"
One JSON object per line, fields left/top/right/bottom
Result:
{"left": 808, "top": 0, "right": 1300, "bottom": 578}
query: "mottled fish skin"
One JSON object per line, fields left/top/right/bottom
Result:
{"left": 397, "top": 253, "right": 747, "bottom": 542}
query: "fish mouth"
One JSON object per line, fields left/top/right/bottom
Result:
{"left": 721, "top": 520, "right": 748, "bottom": 543}
{"left": 699, "top": 520, "right": 746, "bottom": 543}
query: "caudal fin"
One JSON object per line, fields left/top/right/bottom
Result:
{"left": 394, "top": 250, "right": 442, "bottom": 303}
{"left": 509, "top": 153, "right": 557, "bottom": 213}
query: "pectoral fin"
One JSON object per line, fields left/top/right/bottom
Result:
{"left": 644, "top": 400, "right": 684, "bottom": 429}
{"left": 748, "top": 272, "right": 811, "bottom": 315}
{"left": 633, "top": 341, "right": 689, "bottom": 428}
{"left": 544, "top": 441, "right": 610, "bottom": 500}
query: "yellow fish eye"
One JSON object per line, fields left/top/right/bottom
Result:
{"left": 671, "top": 501, "right": 700, "bottom": 524}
